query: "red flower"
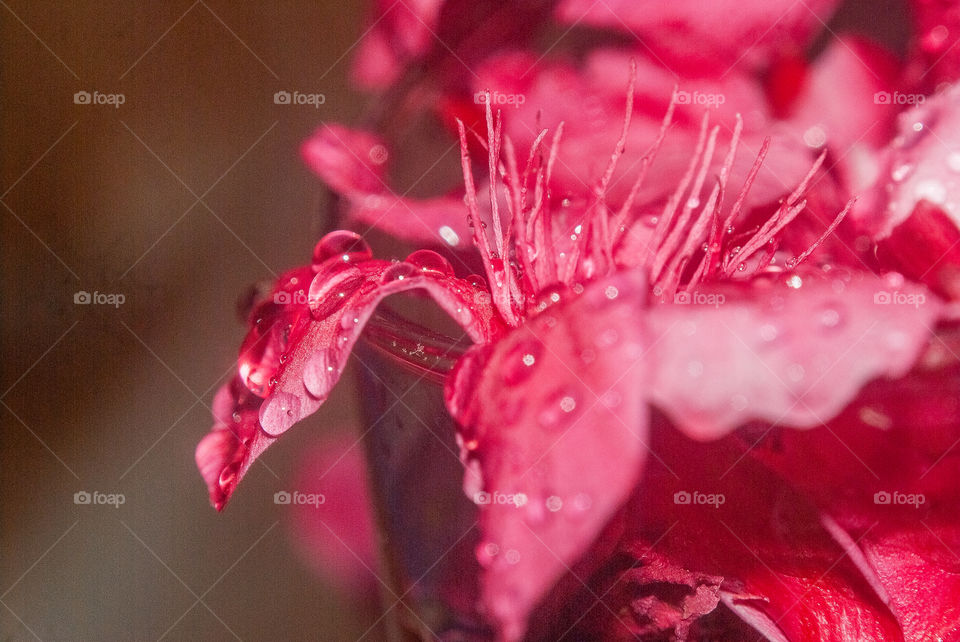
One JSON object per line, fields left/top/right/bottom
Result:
{"left": 198, "top": 2, "right": 960, "bottom": 639}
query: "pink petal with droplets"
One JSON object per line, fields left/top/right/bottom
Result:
{"left": 258, "top": 248, "right": 503, "bottom": 438}
{"left": 445, "top": 273, "right": 650, "bottom": 642}
{"left": 646, "top": 270, "right": 942, "bottom": 440}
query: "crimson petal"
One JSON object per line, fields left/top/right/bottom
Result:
{"left": 445, "top": 273, "right": 650, "bottom": 641}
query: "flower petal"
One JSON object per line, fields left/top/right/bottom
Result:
{"left": 445, "top": 273, "right": 650, "bottom": 641}
{"left": 746, "top": 325, "right": 960, "bottom": 639}
{"left": 554, "top": 0, "right": 841, "bottom": 76}
{"left": 197, "top": 239, "right": 502, "bottom": 510}
{"left": 259, "top": 252, "right": 500, "bottom": 438}
{"left": 473, "top": 50, "right": 816, "bottom": 220}
{"left": 646, "top": 270, "right": 942, "bottom": 440}
{"left": 622, "top": 422, "right": 904, "bottom": 640}
{"left": 301, "top": 125, "right": 472, "bottom": 248}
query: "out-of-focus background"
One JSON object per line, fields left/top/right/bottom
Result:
{"left": 0, "top": 1, "right": 911, "bottom": 640}
{"left": 0, "top": 2, "right": 389, "bottom": 639}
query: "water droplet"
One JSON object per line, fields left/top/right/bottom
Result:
{"left": 818, "top": 306, "right": 842, "bottom": 329}
{"left": 466, "top": 273, "right": 488, "bottom": 288}
{"left": 259, "top": 391, "right": 302, "bottom": 436}
{"left": 309, "top": 266, "right": 364, "bottom": 319}
{"left": 785, "top": 275, "right": 803, "bottom": 289}
{"left": 405, "top": 249, "right": 454, "bottom": 275}
{"left": 312, "top": 231, "right": 372, "bottom": 268}
{"left": 438, "top": 225, "right": 460, "bottom": 246}
{"left": 786, "top": 363, "right": 805, "bottom": 382}
{"left": 686, "top": 196, "right": 700, "bottom": 209}
{"left": 303, "top": 351, "right": 335, "bottom": 398}
{"left": 546, "top": 496, "right": 563, "bottom": 512}
{"left": 600, "top": 390, "right": 621, "bottom": 408}
{"left": 501, "top": 339, "right": 543, "bottom": 385}
{"left": 538, "top": 389, "right": 580, "bottom": 430}
{"left": 883, "top": 272, "right": 905, "bottom": 289}
{"left": 505, "top": 549, "right": 521, "bottom": 564}
{"left": 476, "top": 541, "right": 499, "bottom": 568}
{"left": 218, "top": 462, "right": 239, "bottom": 489}
{"left": 891, "top": 163, "right": 913, "bottom": 182}
{"left": 380, "top": 262, "right": 417, "bottom": 283}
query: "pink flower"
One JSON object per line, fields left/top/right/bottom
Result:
{"left": 198, "top": 2, "right": 960, "bottom": 639}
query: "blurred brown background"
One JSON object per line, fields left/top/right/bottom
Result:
{"left": 1, "top": 2, "right": 382, "bottom": 639}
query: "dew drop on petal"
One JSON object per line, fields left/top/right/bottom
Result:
{"left": 546, "top": 496, "right": 563, "bottom": 512}
{"left": 259, "top": 391, "right": 302, "bottom": 436}
{"left": 303, "top": 351, "right": 335, "bottom": 398}
{"left": 309, "top": 266, "right": 364, "bottom": 319}
{"left": 218, "top": 462, "right": 239, "bottom": 490}
{"left": 476, "top": 541, "right": 499, "bottom": 568}
{"left": 380, "top": 262, "right": 417, "bottom": 283}
{"left": 438, "top": 225, "right": 460, "bottom": 246}
{"left": 406, "top": 249, "right": 454, "bottom": 275}
{"left": 312, "top": 230, "right": 372, "bottom": 268}
{"left": 501, "top": 340, "right": 543, "bottom": 385}
{"left": 466, "top": 273, "right": 488, "bottom": 288}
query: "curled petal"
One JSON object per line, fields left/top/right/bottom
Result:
{"left": 258, "top": 249, "right": 503, "bottom": 438}
{"left": 197, "top": 238, "right": 503, "bottom": 510}
{"left": 446, "top": 273, "right": 650, "bottom": 641}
